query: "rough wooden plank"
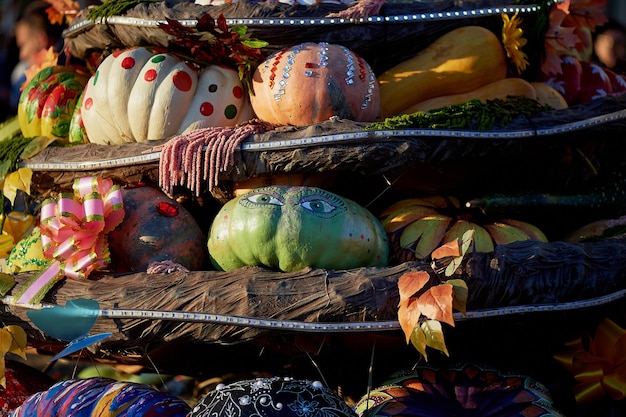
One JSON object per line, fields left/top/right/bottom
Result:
{"left": 3, "top": 237, "right": 626, "bottom": 361}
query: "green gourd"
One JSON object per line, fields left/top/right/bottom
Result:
{"left": 208, "top": 186, "right": 389, "bottom": 272}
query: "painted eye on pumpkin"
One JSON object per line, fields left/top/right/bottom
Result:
{"left": 300, "top": 199, "right": 336, "bottom": 214}
{"left": 245, "top": 192, "right": 284, "bottom": 206}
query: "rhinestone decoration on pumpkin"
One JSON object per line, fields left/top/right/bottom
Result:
{"left": 266, "top": 50, "right": 286, "bottom": 89}
{"left": 275, "top": 43, "right": 304, "bottom": 101}
{"left": 301, "top": 42, "right": 329, "bottom": 78}
{"left": 338, "top": 45, "right": 355, "bottom": 85}
{"left": 318, "top": 42, "right": 329, "bottom": 68}
{"left": 358, "top": 55, "right": 377, "bottom": 110}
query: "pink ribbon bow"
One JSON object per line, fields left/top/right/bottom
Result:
{"left": 14, "top": 177, "right": 124, "bottom": 305}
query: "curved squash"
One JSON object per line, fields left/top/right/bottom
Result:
{"left": 530, "top": 81, "right": 568, "bottom": 110}
{"left": 377, "top": 26, "right": 507, "bottom": 118}
{"left": 403, "top": 78, "right": 537, "bottom": 114}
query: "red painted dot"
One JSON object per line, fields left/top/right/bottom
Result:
{"left": 200, "top": 102, "right": 214, "bottom": 116}
{"left": 156, "top": 201, "right": 179, "bottom": 217}
{"left": 84, "top": 97, "right": 93, "bottom": 110}
{"left": 121, "top": 56, "right": 136, "bottom": 70}
{"left": 112, "top": 50, "right": 124, "bottom": 58}
{"left": 232, "top": 85, "right": 244, "bottom": 99}
{"left": 360, "top": 234, "right": 365, "bottom": 240}
{"left": 144, "top": 69, "right": 158, "bottom": 82}
{"left": 173, "top": 70, "right": 193, "bottom": 92}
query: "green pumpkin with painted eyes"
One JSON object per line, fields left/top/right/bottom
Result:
{"left": 207, "top": 186, "right": 389, "bottom": 272}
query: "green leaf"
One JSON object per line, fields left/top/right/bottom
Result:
{"left": 460, "top": 229, "right": 474, "bottom": 255}
{"left": 20, "top": 135, "right": 57, "bottom": 159}
{"left": 0, "top": 117, "right": 21, "bottom": 143}
{"left": 409, "top": 323, "right": 428, "bottom": 360}
{"left": 421, "top": 319, "right": 449, "bottom": 357}
{"left": 446, "top": 278, "right": 468, "bottom": 315}
{"left": 231, "top": 25, "right": 248, "bottom": 36}
{"left": 242, "top": 39, "right": 270, "bottom": 49}
{"left": 0, "top": 273, "right": 15, "bottom": 296}
{"left": 0, "top": 159, "right": 10, "bottom": 185}
{"left": 444, "top": 255, "right": 462, "bottom": 277}
{"left": 444, "top": 230, "right": 473, "bottom": 276}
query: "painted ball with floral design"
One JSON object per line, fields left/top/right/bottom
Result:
{"left": 190, "top": 377, "right": 357, "bottom": 417}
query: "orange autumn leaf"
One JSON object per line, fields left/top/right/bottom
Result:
{"left": 564, "top": 0, "right": 608, "bottom": 31}
{"left": 542, "top": 8, "right": 580, "bottom": 75}
{"left": 21, "top": 47, "right": 59, "bottom": 90}
{"left": 398, "top": 297, "right": 421, "bottom": 344}
{"left": 557, "top": 0, "right": 570, "bottom": 13}
{"left": 45, "top": 0, "right": 80, "bottom": 25}
{"left": 417, "top": 284, "right": 455, "bottom": 327}
{"left": 546, "top": 8, "right": 580, "bottom": 54}
{"left": 431, "top": 239, "right": 461, "bottom": 260}
{"left": 46, "top": 4, "right": 64, "bottom": 25}
{"left": 397, "top": 271, "right": 430, "bottom": 303}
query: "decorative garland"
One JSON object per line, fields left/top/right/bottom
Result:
{"left": 365, "top": 96, "right": 552, "bottom": 131}
{"left": 156, "top": 120, "right": 274, "bottom": 197}
{"left": 86, "top": 0, "right": 159, "bottom": 20}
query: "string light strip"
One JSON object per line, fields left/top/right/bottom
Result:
{"left": 9, "top": 289, "right": 620, "bottom": 333}
{"left": 63, "top": 1, "right": 563, "bottom": 37}
{"left": 21, "top": 108, "right": 626, "bottom": 172}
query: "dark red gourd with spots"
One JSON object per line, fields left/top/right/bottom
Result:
{"left": 108, "top": 185, "right": 208, "bottom": 272}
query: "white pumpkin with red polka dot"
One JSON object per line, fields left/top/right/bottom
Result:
{"left": 80, "top": 47, "right": 254, "bottom": 145}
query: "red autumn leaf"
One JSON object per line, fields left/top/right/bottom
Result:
{"left": 157, "top": 13, "right": 267, "bottom": 94}
{"left": 398, "top": 297, "right": 421, "bottom": 344}
{"left": 431, "top": 239, "right": 461, "bottom": 260}
{"left": 397, "top": 271, "right": 430, "bottom": 303}
{"left": 417, "top": 284, "right": 455, "bottom": 327}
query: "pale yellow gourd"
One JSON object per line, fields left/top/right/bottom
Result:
{"left": 377, "top": 25, "right": 508, "bottom": 117}
{"left": 530, "top": 81, "right": 569, "bottom": 110}
{"left": 402, "top": 78, "right": 537, "bottom": 114}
